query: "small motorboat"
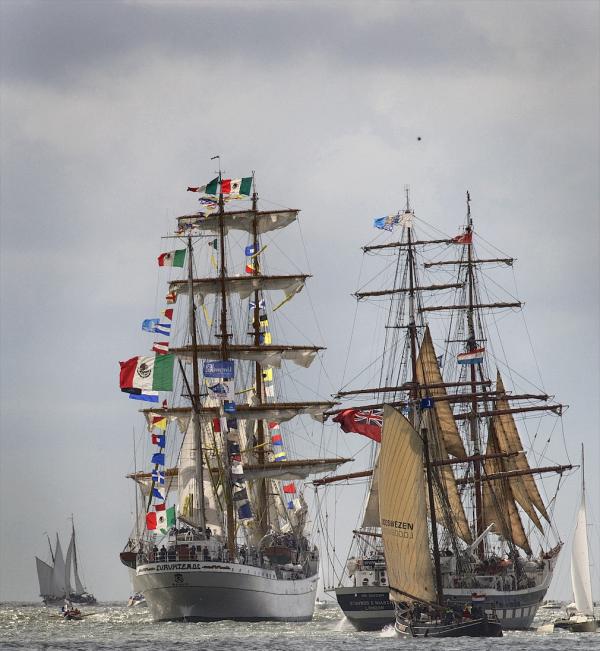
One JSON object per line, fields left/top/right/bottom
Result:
{"left": 127, "top": 592, "right": 147, "bottom": 607}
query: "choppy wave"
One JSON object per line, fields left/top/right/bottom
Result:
{"left": 0, "top": 603, "right": 597, "bottom": 650}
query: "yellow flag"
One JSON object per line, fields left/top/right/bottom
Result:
{"left": 262, "top": 368, "right": 273, "bottom": 382}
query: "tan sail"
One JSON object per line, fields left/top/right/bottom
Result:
{"left": 177, "top": 208, "right": 299, "bottom": 235}
{"left": 416, "top": 327, "right": 472, "bottom": 544}
{"left": 379, "top": 405, "right": 435, "bottom": 604}
{"left": 361, "top": 456, "right": 380, "bottom": 528}
{"left": 483, "top": 427, "right": 532, "bottom": 555}
{"left": 416, "top": 326, "right": 466, "bottom": 457}
{"left": 494, "top": 371, "right": 549, "bottom": 524}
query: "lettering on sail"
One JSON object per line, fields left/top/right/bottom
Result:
{"left": 380, "top": 519, "right": 415, "bottom": 539}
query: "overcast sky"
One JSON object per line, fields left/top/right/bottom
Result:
{"left": 1, "top": 0, "right": 598, "bottom": 602}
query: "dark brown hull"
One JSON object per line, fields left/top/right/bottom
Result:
{"left": 396, "top": 615, "right": 503, "bottom": 638}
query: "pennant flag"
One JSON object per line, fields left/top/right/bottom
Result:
{"left": 260, "top": 332, "right": 272, "bottom": 345}
{"left": 237, "top": 501, "right": 253, "bottom": 520}
{"left": 152, "top": 434, "right": 165, "bottom": 447}
{"left": 152, "top": 341, "right": 169, "bottom": 355}
{"left": 259, "top": 314, "right": 269, "bottom": 326}
{"left": 226, "top": 418, "right": 238, "bottom": 430}
{"left": 228, "top": 441, "right": 241, "bottom": 455}
{"left": 268, "top": 421, "right": 279, "bottom": 430}
{"left": 161, "top": 308, "right": 174, "bottom": 321}
{"left": 249, "top": 299, "right": 266, "bottom": 311}
{"left": 333, "top": 408, "right": 383, "bottom": 443}
{"left": 152, "top": 469, "right": 165, "bottom": 485}
{"left": 146, "top": 504, "right": 175, "bottom": 533}
{"left": 457, "top": 348, "right": 485, "bottom": 364}
{"left": 153, "top": 323, "right": 171, "bottom": 336}
{"left": 231, "top": 462, "right": 244, "bottom": 476}
{"left": 373, "top": 214, "right": 400, "bottom": 231}
{"left": 209, "top": 238, "right": 218, "bottom": 250}
{"left": 128, "top": 392, "right": 159, "bottom": 403}
{"left": 271, "top": 433, "right": 283, "bottom": 445}
{"left": 158, "top": 249, "right": 186, "bottom": 267}
{"left": 152, "top": 416, "right": 167, "bottom": 430}
{"left": 120, "top": 354, "right": 175, "bottom": 392}
{"left": 221, "top": 177, "right": 252, "bottom": 196}
{"left": 283, "top": 482, "right": 296, "bottom": 494}
{"left": 245, "top": 244, "right": 258, "bottom": 256}
{"left": 264, "top": 384, "right": 275, "bottom": 398}
{"left": 287, "top": 500, "right": 294, "bottom": 509}
{"left": 152, "top": 487, "right": 165, "bottom": 500}
{"left": 142, "top": 318, "right": 160, "bottom": 333}
{"left": 212, "top": 417, "right": 221, "bottom": 433}
{"left": 452, "top": 232, "right": 473, "bottom": 244}
{"left": 165, "top": 291, "right": 177, "bottom": 304}
{"left": 273, "top": 450, "right": 287, "bottom": 461}
{"left": 245, "top": 262, "right": 255, "bottom": 274}
{"left": 262, "top": 368, "right": 273, "bottom": 382}
{"left": 436, "top": 354, "right": 444, "bottom": 368}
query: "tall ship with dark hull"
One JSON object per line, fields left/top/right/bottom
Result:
{"left": 323, "top": 190, "right": 571, "bottom": 630}
{"left": 118, "top": 170, "right": 348, "bottom": 622}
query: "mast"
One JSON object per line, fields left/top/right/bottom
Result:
{"left": 46, "top": 533, "right": 55, "bottom": 564}
{"left": 187, "top": 235, "right": 207, "bottom": 531}
{"left": 405, "top": 188, "right": 419, "bottom": 407}
{"left": 464, "top": 191, "right": 485, "bottom": 557}
{"left": 250, "top": 173, "right": 269, "bottom": 535}
{"left": 216, "top": 175, "right": 236, "bottom": 557}
{"left": 70, "top": 515, "right": 78, "bottom": 590}
{"left": 422, "top": 428, "right": 444, "bottom": 604}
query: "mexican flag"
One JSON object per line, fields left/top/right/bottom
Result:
{"left": 157, "top": 249, "right": 186, "bottom": 267}
{"left": 187, "top": 177, "right": 219, "bottom": 195}
{"left": 221, "top": 177, "right": 252, "bottom": 196}
{"left": 146, "top": 504, "right": 176, "bottom": 533}
{"left": 119, "top": 354, "right": 175, "bottom": 392}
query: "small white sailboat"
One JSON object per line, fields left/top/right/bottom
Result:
{"left": 553, "top": 445, "right": 598, "bottom": 633}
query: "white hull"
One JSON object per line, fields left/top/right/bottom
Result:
{"left": 136, "top": 561, "right": 318, "bottom": 621}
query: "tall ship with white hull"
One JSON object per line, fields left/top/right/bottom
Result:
{"left": 323, "top": 190, "right": 572, "bottom": 630}
{"left": 119, "top": 170, "right": 347, "bottom": 621}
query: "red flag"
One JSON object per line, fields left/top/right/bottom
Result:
{"left": 283, "top": 482, "right": 296, "bottom": 494}
{"left": 162, "top": 308, "right": 174, "bottom": 321}
{"left": 212, "top": 417, "right": 221, "bottom": 433}
{"left": 452, "top": 232, "right": 472, "bottom": 244}
{"left": 332, "top": 409, "right": 382, "bottom": 443}
{"left": 221, "top": 179, "right": 232, "bottom": 194}
{"left": 152, "top": 341, "right": 169, "bottom": 355}
{"left": 165, "top": 291, "right": 177, "bottom": 304}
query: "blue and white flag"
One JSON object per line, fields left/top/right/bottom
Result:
{"left": 203, "top": 359, "right": 235, "bottom": 379}
{"left": 152, "top": 470, "right": 165, "bottom": 485}
{"left": 249, "top": 299, "right": 266, "bottom": 311}
{"left": 142, "top": 318, "right": 160, "bottom": 333}
{"left": 373, "top": 214, "right": 400, "bottom": 231}
{"left": 237, "top": 501, "right": 253, "bottom": 520}
{"left": 208, "top": 381, "right": 235, "bottom": 401}
{"left": 152, "top": 487, "right": 165, "bottom": 500}
{"left": 151, "top": 452, "right": 165, "bottom": 466}
{"left": 245, "top": 244, "right": 258, "bottom": 256}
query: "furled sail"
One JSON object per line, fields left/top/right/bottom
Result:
{"left": 361, "top": 456, "right": 380, "bottom": 528}
{"left": 71, "top": 530, "right": 85, "bottom": 595}
{"left": 379, "top": 405, "right": 436, "bottom": 604}
{"left": 483, "top": 428, "right": 531, "bottom": 555}
{"left": 242, "top": 458, "right": 351, "bottom": 481}
{"left": 493, "top": 371, "right": 549, "bottom": 526}
{"left": 416, "top": 327, "right": 466, "bottom": 458}
{"left": 171, "top": 344, "right": 322, "bottom": 369}
{"left": 35, "top": 557, "right": 53, "bottom": 597}
{"left": 176, "top": 208, "right": 299, "bottom": 235}
{"left": 571, "top": 449, "right": 594, "bottom": 616}
{"left": 169, "top": 274, "right": 308, "bottom": 305}
{"left": 142, "top": 402, "right": 335, "bottom": 428}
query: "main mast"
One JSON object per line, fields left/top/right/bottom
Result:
{"left": 464, "top": 192, "right": 485, "bottom": 557}
{"left": 187, "top": 235, "right": 207, "bottom": 531}
{"left": 216, "top": 176, "right": 236, "bottom": 557}
{"left": 250, "top": 175, "right": 269, "bottom": 535}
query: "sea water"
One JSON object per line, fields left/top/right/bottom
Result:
{"left": 0, "top": 603, "right": 598, "bottom": 651}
